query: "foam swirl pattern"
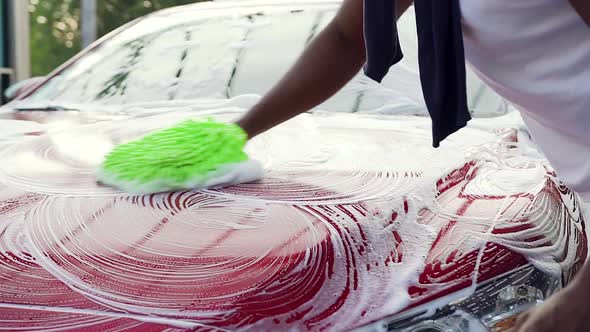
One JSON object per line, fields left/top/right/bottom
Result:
{"left": 0, "top": 112, "right": 586, "bottom": 331}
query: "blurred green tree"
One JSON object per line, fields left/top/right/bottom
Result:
{"left": 97, "top": 0, "right": 200, "bottom": 37}
{"left": 29, "top": 0, "right": 81, "bottom": 76}
{"left": 29, "top": 0, "right": 205, "bottom": 76}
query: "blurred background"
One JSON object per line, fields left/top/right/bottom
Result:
{"left": 0, "top": 0, "right": 504, "bottom": 114}
{"left": 1, "top": 0, "right": 206, "bottom": 100}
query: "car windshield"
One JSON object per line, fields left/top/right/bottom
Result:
{"left": 24, "top": 2, "right": 505, "bottom": 115}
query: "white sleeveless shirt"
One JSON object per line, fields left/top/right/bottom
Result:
{"left": 459, "top": 0, "right": 590, "bottom": 201}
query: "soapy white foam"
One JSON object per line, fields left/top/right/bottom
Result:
{"left": 0, "top": 302, "right": 207, "bottom": 330}
{"left": 96, "top": 159, "right": 265, "bottom": 194}
{"left": 50, "top": 131, "right": 114, "bottom": 166}
{"left": 0, "top": 119, "right": 45, "bottom": 139}
{"left": 0, "top": 102, "right": 586, "bottom": 331}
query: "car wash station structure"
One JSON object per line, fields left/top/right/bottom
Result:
{"left": 0, "top": 0, "right": 30, "bottom": 104}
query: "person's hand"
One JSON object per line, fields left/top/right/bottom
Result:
{"left": 509, "top": 277, "right": 590, "bottom": 332}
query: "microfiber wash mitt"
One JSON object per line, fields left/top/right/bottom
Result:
{"left": 96, "top": 119, "right": 263, "bottom": 194}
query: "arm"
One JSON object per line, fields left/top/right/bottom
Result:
{"left": 236, "top": 0, "right": 413, "bottom": 138}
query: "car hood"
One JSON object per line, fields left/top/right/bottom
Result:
{"left": 0, "top": 101, "right": 586, "bottom": 331}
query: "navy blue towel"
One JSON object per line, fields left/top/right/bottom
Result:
{"left": 363, "top": 0, "right": 470, "bottom": 148}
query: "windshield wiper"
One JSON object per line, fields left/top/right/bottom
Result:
{"left": 13, "top": 105, "right": 80, "bottom": 112}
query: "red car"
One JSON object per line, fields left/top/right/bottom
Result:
{"left": 0, "top": 1, "right": 586, "bottom": 331}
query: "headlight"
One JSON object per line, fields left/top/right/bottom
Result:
{"left": 359, "top": 264, "right": 561, "bottom": 332}
{"left": 481, "top": 284, "right": 544, "bottom": 331}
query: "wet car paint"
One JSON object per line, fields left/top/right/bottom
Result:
{"left": 0, "top": 1, "right": 587, "bottom": 331}
{"left": 0, "top": 107, "right": 587, "bottom": 331}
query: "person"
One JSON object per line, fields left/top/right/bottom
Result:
{"left": 236, "top": 1, "right": 589, "bottom": 331}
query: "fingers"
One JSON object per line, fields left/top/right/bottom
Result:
{"left": 508, "top": 311, "right": 531, "bottom": 332}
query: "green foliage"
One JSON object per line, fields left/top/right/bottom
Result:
{"left": 29, "top": 0, "right": 206, "bottom": 76}
{"left": 97, "top": 0, "right": 199, "bottom": 37}
{"left": 29, "top": 0, "right": 81, "bottom": 76}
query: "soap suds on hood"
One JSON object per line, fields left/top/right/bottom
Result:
{"left": 0, "top": 102, "right": 586, "bottom": 331}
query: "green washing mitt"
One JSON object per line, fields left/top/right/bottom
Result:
{"left": 96, "top": 119, "right": 263, "bottom": 194}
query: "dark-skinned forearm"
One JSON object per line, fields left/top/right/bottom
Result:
{"left": 236, "top": 0, "right": 414, "bottom": 138}
{"left": 236, "top": 22, "right": 365, "bottom": 138}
